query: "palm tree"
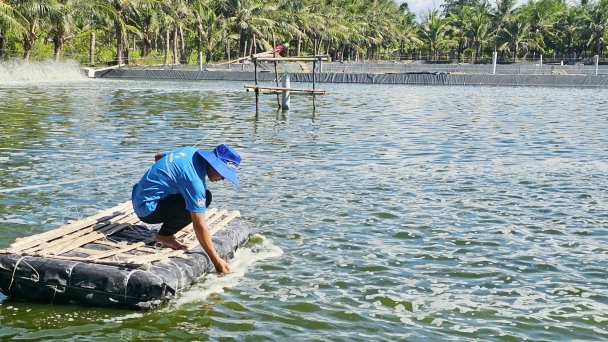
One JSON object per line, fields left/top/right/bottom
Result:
{"left": 105, "top": 0, "right": 149, "bottom": 65}
{"left": 465, "top": 3, "right": 493, "bottom": 58}
{"left": 46, "top": 0, "right": 100, "bottom": 61}
{"left": 555, "top": 5, "right": 583, "bottom": 55}
{"left": 0, "top": 0, "right": 26, "bottom": 58}
{"left": 419, "top": 9, "right": 452, "bottom": 60}
{"left": 519, "top": 0, "right": 564, "bottom": 54}
{"left": 12, "top": 0, "right": 59, "bottom": 60}
{"left": 497, "top": 13, "right": 540, "bottom": 61}
{"left": 227, "top": 0, "right": 276, "bottom": 58}
{"left": 583, "top": 0, "right": 608, "bottom": 57}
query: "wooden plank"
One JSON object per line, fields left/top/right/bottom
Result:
{"left": 73, "top": 247, "right": 137, "bottom": 259}
{"left": 186, "top": 210, "right": 240, "bottom": 249}
{"left": 252, "top": 56, "right": 329, "bottom": 62}
{"left": 94, "top": 240, "right": 160, "bottom": 255}
{"left": 244, "top": 85, "right": 326, "bottom": 94}
{"left": 7, "top": 201, "right": 133, "bottom": 252}
{"left": 209, "top": 211, "right": 241, "bottom": 235}
{"left": 181, "top": 209, "right": 228, "bottom": 244}
{"left": 124, "top": 249, "right": 186, "bottom": 264}
{"left": 25, "top": 211, "right": 137, "bottom": 254}
{"left": 40, "top": 215, "right": 139, "bottom": 256}
{"left": 88, "top": 242, "right": 146, "bottom": 261}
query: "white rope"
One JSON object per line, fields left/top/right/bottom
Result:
{"left": 8, "top": 256, "right": 40, "bottom": 290}
{"left": 0, "top": 172, "right": 135, "bottom": 194}
{"left": 123, "top": 269, "right": 139, "bottom": 304}
{"left": 167, "top": 259, "right": 185, "bottom": 291}
{"left": 192, "top": 92, "right": 251, "bottom": 148}
{"left": 66, "top": 262, "right": 80, "bottom": 291}
{"left": 62, "top": 206, "right": 81, "bottom": 225}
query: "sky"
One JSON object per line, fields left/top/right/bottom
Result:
{"left": 396, "top": 0, "right": 445, "bottom": 19}
{"left": 397, "top": 0, "right": 528, "bottom": 21}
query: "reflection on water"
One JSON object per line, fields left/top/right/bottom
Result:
{"left": 0, "top": 77, "right": 607, "bottom": 340}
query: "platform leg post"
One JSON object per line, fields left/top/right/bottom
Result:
{"left": 492, "top": 51, "right": 497, "bottom": 75}
{"left": 281, "top": 72, "right": 291, "bottom": 110}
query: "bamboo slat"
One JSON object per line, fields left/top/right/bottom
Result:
{"left": 38, "top": 215, "right": 139, "bottom": 256}
{"left": 124, "top": 249, "right": 186, "bottom": 264}
{"left": 6, "top": 201, "right": 132, "bottom": 252}
{"left": 88, "top": 242, "right": 145, "bottom": 261}
{"left": 25, "top": 213, "right": 138, "bottom": 254}
{"left": 209, "top": 211, "right": 241, "bottom": 235}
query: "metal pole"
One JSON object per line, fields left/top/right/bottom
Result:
{"left": 281, "top": 71, "right": 290, "bottom": 110}
{"left": 272, "top": 31, "right": 280, "bottom": 108}
{"left": 540, "top": 54, "right": 543, "bottom": 66}
{"left": 254, "top": 58, "right": 259, "bottom": 108}
{"left": 199, "top": 51, "right": 203, "bottom": 71}
{"left": 492, "top": 51, "right": 497, "bottom": 75}
{"left": 312, "top": 59, "right": 316, "bottom": 90}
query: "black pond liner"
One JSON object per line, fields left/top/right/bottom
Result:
{"left": 0, "top": 219, "right": 251, "bottom": 310}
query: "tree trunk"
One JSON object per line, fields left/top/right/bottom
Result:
{"left": 90, "top": 32, "right": 95, "bottom": 66}
{"left": 23, "top": 35, "right": 33, "bottom": 61}
{"left": 172, "top": 29, "right": 178, "bottom": 65}
{"left": 124, "top": 34, "right": 130, "bottom": 64}
{"left": 297, "top": 36, "right": 301, "bottom": 56}
{"left": 236, "top": 30, "right": 241, "bottom": 59}
{"left": 0, "top": 36, "right": 4, "bottom": 59}
{"left": 53, "top": 38, "right": 62, "bottom": 61}
{"left": 179, "top": 24, "right": 187, "bottom": 64}
{"left": 115, "top": 21, "right": 123, "bottom": 65}
{"left": 206, "top": 35, "right": 213, "bottom": 63}
{"left": 164, "top": 29, "right": 170, "bottom": 65}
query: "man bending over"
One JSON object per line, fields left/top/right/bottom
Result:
{"left": 131, "top": 144, "right": 241, "bottom": 273}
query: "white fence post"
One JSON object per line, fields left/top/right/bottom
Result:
{"left": 595, "top": 55, "right": 599, "bottom": 75}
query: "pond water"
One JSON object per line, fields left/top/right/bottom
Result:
{"left": 0, "top": 71, "right": 607, "bottom": 341}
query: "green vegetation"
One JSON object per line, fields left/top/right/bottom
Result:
{"left": 0, "top": 0, "right": 606, "bottom": 66}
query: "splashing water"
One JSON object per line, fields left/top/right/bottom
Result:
{"left": 170, "top": 235, "right": 283, "bottom": 307}
{"left": 0, "top": 60, "right": 86, "bottom": 83}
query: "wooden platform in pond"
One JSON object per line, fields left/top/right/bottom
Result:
{"left": 1, "top": 201, "right": 241, "bottom": 266}
{"left": 244, "top": 84, "right": 326, "bottom": 95}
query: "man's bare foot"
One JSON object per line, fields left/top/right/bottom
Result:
{"left": 154, "top": 234, "right": 188, "bottom": 250}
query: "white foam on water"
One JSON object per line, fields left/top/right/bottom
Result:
{"left": 171, "top": 234, "right": 283, "bottom": 307}
{"left": 103, "top": 312, "right": 144, "bottom": 323}
{"left": 0, "top": 60, "right": 86, "bottom": 83}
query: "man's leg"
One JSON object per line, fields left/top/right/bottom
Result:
{"left": 139, "top": 194, "right": 191, "bottom": 249}
{"left": 138, "top": 191, "right": 213, "bottom": 249}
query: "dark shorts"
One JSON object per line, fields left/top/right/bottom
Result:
{"left": 138, "top": 190, "right": 212, "bottom": 236}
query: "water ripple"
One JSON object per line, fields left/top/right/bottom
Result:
{"left": 0, "top": 79, "right": 607, "bottom": 340}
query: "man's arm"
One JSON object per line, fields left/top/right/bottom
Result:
{"left": 190, "top": 211, "right": 231, "bottom": 273}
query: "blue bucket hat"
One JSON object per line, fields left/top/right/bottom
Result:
{"left": 197, "top": 144, "right": 241, "bottom": 187}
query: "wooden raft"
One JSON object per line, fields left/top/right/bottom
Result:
{"left": 0, "top": 201, "right": 240, "bottom": 267}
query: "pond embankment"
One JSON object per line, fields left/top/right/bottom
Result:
{"left": 93, "top": 67, "right": 608, "bottom": 87}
